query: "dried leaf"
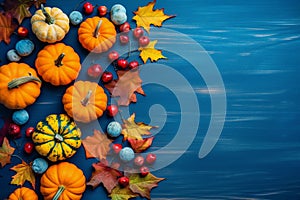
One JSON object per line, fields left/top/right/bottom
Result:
{"left": 0, "top": 118, "right": 11, "bottom": 146}
{"left": 82, "top": 130, "right": 112, "bottom": 160}
{"left": 129, "top": 173, "right": 165, "bottom": 199}
{"left": 105, "top": 70, "right": 145, "bottom": 106}
{"left": 128, "top": 137, "right": 154, "bottom": 153}
{"left": 87, "top": 161, "right": 122, "bottom": 193}
{"left": 139, "top": 40, "right": 166, "bottom": 63}
{"left": 0, "top": 137, "right": 15, "bottom": 167}
{"left": 33, "top": 0, "right": 46, "bottom": 8}
{"left": 109, "top": 185, "right": 138, "bottom": 200}
{"left": 122, "top": 113, "right": 157, "bottom": 141}
{"left": 0, "top": 12, "right": 17, "bottom": 44}
{"left": 10, "top": 160, "right": 35, "bottom": 189}
{"left": 3, "top": 0, "right": 32, "bottom": 24}
{"left": 133, "top": 0, "right": 174, "bottom": 32}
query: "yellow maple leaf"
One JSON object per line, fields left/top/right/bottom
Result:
{"left": 133, "top": 0, "right": 174, "bottom": 32}
{"left": 10, "top": 160, "right": 35, "bottom": 189}
{"left": 0, "top": 137, "right": 15, "bottom": 167}
{"left": 139, "top": 40, "right": 166, "bottom": 63}
{"left": 122, "top": 113, "right": 157, "bottom": 141}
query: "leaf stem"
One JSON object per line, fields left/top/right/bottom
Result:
{"left": 11, "top": 154, "right": 23, "bottom": 162}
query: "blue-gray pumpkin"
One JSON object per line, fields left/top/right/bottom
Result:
{"left": 15, "top": 39, "right": 34, "bottom": 56}
{"left": 12, "top": 109, "right": 29, "bottom": 125}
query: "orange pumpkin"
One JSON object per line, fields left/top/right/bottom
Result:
{"left": 8, "top": 187, "right": 38, "bottom": 200}
{"left": 62, "top": 81, "right": 107, "bottom": 123}
{"left": 0, "top": 62, "right": 42, "bottom": 109}
{"left": 40, "top": 162, "right": 86, "bottom": 200}
{"left": 35, "top": 43, "right": 81, "bottom": 86}
{"left": 78, "top": 17, "right": 116, "bottom": 53}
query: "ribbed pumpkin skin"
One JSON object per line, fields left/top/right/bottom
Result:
{"left": 62, "top": 81, "right": 107, "bottom": 123}
{"left": 31, "top": 6, "right": 69, "bottom": 43}
{"left": 35, "top": 43, "right": 81, "bottom": 86}
{"left": 78, "top": 17, "right": 116, "bottom": 53}
{"left": 0, "top": 62, "right": 42, "bottom": 109}
{"left": 8, "top": 187, "right": 38, "bottom": 200}
{"left": 40, "top": 162, "right": 86, "bottom": 200}
{"left": 32, "top": 114, "right": 81, "bottom": 162}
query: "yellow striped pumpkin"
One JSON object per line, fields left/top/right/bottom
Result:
{"left": 32, "top": 114, "right": 81, "bottom": 162}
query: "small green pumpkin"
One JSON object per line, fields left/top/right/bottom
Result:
{"left": 32, "top": 114, "right": 81, "bottom": 162}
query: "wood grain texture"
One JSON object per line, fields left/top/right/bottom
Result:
{"left": 1, "top": 0, "right": 300, "bottom": 199}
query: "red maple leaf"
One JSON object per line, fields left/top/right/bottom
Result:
{"left": 87, "top": 161, "right": 122, "bottom": 193}
{"left": 104, "top": 70, "right": 145, "bottom": 106}
{"left": 0, "top": 12, "right": 17, "bottom": 44}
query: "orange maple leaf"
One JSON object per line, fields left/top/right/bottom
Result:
{"left": 122, "top": 113, "right": 157, "bottom": 141}
{"left": 104, "top": 70, "right": 145, "bottom": 106}
{"left": 0, "top": 137, "right": 15, "bottom": 167}
{"left": 0, "top": 12, "right": 17, "bottom": 44}
{"left": 139, "top": 40, "right": 166, "bottom": 63}
{"left": 10, "top": 160, "right": 36, "bottom": 189}
{"left": 82, "top": 130, "right": 112, "bottom": 160}
{"left": 128, "top": 137, "right": 154, "bottom": 153}
{"left": 133, "top": 0, "right": 174, "bottom": 32}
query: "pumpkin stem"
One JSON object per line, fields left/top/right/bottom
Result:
{"left": 41, "top": 4, "right": 54, "bottom": 24}
{"left": 55, "top": 53, "right": 65, "bottom": 67}
{"left": 54, "top": 134, "right": 64, "bottom": 142}
{"left": 8, "top": 73, "right": 41, "bottom": 89}
{"left": 52, "top": 185, "right": 65, "bottom": 200}
{"left": 94, "top": 20, "right": 103, "bottom": 38}
{"left": 81, "top": 90, "right": 92, "bottom": 106}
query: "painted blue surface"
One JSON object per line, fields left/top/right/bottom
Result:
{"left": 1, "top": 0, "right": 300, "bottom": 199}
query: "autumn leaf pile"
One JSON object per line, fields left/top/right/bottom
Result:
{"left": 0, "top": 0, "right": 174, "bottom": 199}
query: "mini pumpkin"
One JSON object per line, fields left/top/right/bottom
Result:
{"left": 35, "top": 43, "right": 81, "bottom": 86}
{"left": 31, "top": 4, "right": 69, "bottom": 43}
{"left": 78, "top": 16, "right": 116, "bottom": 53}
{"left": 0, "top": 62, "right": 41, "bottom": 109}
{"left": 32, "top": 114, "right": 81, "bottom": 162}
{"left": 40, "top": 162, "right": 86, "bottom": 200}
{"left": 8, "top": 187, "right": 38, "bottom": 200}
{"left": 62, "top": 81, "right": 107, "bottom": 123}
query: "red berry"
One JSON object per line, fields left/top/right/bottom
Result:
{"left": 106, "top": 104, "right": 118, "bottom": 117}
{"left": 24, "top": 142, "right": 34, "bottom": 154}
{"left": 83, "top": 2, "right": 94, "bottom": 14}
{"left": 108, "top": 51, "right": 119, "bottom": 61}
{"left": 134, "top": 156, "right": 144, "bottom": 166}
{"left": 133, "top": 28, "right": 144, "bottom": 38}
{"left": 140, "top": 166, "right": 149, "bottom": 176}
{"left": 8, "top": 123, "right": 21, "bottom": 139}
{"left": 117, "top": 59, "right": 128, "bottom": 69}
{"left": 17, "top": 26, "right": 29, "bottom": 37}
{"left": 119, "top": 35, "right": 129, "bottom": 44}
{"left": 101, "top": 72, "right": 113, "bottom": 83}
{"left": 87, "top": 64, "right": 103, "bottom": 78}
{"left": 128, "top": 61, "right": 139, "bottom": 70}
{"left": 25, "top": 127, "right": 35, "bottom": 138}
{"left": 146, "top": 153, "right": 156, "bottom": 164}
{"left": 139, "top": 36, "right": 150, "bottom": 47}
{"left": 97, "top": 5, "right": 107, "bottom": 16}
{"left": 118, "top": 176, "right": 129, "bottom": 187}
{"left": 112, "top": 143, "right": 122, "bottom": 154}
{"left": 120, "top": 22, "right": 130, "bottom": 33}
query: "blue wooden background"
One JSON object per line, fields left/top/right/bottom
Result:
{"left": 1, "top": 0, "right": 300, "bottom": 199}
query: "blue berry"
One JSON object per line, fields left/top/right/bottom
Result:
{"left": 119, "top": 147, "right": 135, "bottom": 162}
